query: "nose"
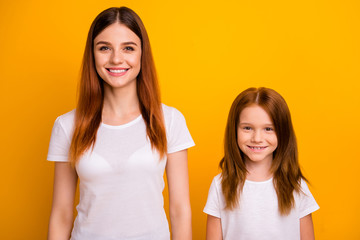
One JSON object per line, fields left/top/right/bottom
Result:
{"left": 251, "top": 130, "right": 263, "bottom": 143}
{"left": 110, "top": 50, "right": 124, "bottom": 65}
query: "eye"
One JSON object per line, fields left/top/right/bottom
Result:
{"left": 124, "top": 46, "right": 134, "bottom": 51}
{"left": 265, "top": 127, "right": 274, "bottom": 131}
{"left": 99, "top": 46, "right": 110, "bottom": 51}
{"left": 243, "top": 126, "right": 252, "bottom": 131}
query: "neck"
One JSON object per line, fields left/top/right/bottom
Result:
{"left": 102, "top": 83, "right": 141, "bottom": 125}
{"left": 245, "top": 158, "right": 273, "bottom": 182}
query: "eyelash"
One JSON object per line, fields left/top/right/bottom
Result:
{"left": 98, "top": 46, "right": 135, "bottom": 51}
{"left": 124, "top": 46, "right": 134, "bottom": 51}
{"left": 242, "top": 126, "right": 274, "bottom": 131}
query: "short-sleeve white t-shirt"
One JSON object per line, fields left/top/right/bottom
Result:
{"left": 204, "top": 174, "right": 319, "bottom": 240}
{"left": 47, "top": 104, "right": 195, "bottom": 240}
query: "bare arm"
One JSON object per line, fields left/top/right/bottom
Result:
{"left": 166, "top": 149, "right": 192, "bottom": 240}
{"left": 48, "top": 162, "right": 78, "bottom": 240}
{"left": 300, "top": 214, "right": 315, "bottom": 240}
{"left": 206, "top": 215, "right": 222, "bottom": 240}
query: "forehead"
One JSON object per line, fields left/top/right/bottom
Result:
{"left": 239, "top": 105, "right": 273, "bottom": 124}
{"left": 94, "top": 23, "right": 141, "bottom": 45}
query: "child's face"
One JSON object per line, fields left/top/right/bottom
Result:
{"left": 237, "top": 105, "right": 278, "bottom": 165}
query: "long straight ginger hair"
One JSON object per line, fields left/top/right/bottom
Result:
{"left": 70, "top": 7, "right": 167, "bottom": 165}
{"left": 220, "top": 87, "right": 306, "bottom": 215}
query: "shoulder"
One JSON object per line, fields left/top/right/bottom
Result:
{"left": 296, "top": 178, "right": 320, "bottom": 217}
{"left": 161, "top": 103, "right": 188, "bottom": 129}
{"left": 214, "top": 173, "right": 222, "bottom": 184}
{"left": 47, "top": 110, "right": 76, "bottom": 161}
{"left": 206, "top": 174, "right": 223, "bottom": 199}
{"left": 161, "top": 103, "right": 195, "bottom": 152}
{"left": 299, "top": 178, "right": 311, "bottom": 195}
{"left": 203, "top": 173, "right": 224, "bottom": 216}
{"left": 210, "top": 173, "right": 222, "bottom": 191}
{"left": 161, "top": 103, "right": 185, "bottom": 121}
{"left": 53, "top": 109, "right": 76, "bottom": 132}
{"left": 56, "top": 109, "right": 76, "bottom": 122}
{"left": 296, "top": 178, "right": 317, "bottom": 204}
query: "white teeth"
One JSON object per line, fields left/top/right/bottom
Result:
{"left": 109, "top": 69, "right": 127, "bottom": 73}
{"left": 250, "top": 146, "right": 265, "bottom": 150}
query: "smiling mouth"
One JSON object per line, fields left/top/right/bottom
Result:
{"left": 106, "top": 68, "right": 128, "bottom": 73}
{"left": 248, "top": 146, "right": 267, "bottom": 150}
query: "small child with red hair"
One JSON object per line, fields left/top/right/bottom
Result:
{"left": 204, "top": 87, "right": 319, "bottom": 240}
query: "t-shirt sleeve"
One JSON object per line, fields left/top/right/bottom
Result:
{"left": 47, "top": 117, "right": 71, "bottom": 162}
{"left": 167, "top": 108, "right": 195, "bottom": 154}
{"left": 203, "top": 177, "right": 221, "bottom": 218}
{"left": 298, "top": 179, "right": 320, "bottom": 219}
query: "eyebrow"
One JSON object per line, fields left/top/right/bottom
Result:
{"left": 95, "top": 41, "right": 138, "bottom": 46}
{"left": 122, "top": 41, "right": 138, "bottom": 46}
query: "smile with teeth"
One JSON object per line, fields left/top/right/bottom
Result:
{"left": 107, "top": 68, "right": 128, "bottom": 73}
{"left": 248, "top": 146, "right": 267, "bottom": 150}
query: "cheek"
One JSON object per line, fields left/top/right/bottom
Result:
{"left": 128, "top": 53, "right": 141, "bottom": 68}
{"left": 94, "top": 53, "right": 104, "bottom": 69}
{"left": 271, "top": 135, "right": 278, "bottom": 148}
{"left": 93, "top": 54, "right": 107, "bottom": 79}
{"left": 237, "top": 132, "right": 246, "bottom": 148}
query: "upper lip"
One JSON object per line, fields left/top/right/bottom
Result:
{"left": 106, "top": 67, "right": 129, "bottom": 70}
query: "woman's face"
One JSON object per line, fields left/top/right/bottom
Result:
{"left": 93, "top": 23, "right": 142, "bottom": 90}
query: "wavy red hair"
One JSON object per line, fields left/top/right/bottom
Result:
{"left": 220, "top": 87, "right": 306, "bottom": 215}
{"left": 70, "top": 7, "right": 167, "bottom": 165}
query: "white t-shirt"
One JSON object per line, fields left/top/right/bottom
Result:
{"left": 47, "top": 104, "right": 195, "bottom": 240}
{"left": 204, "top": 174, "right": 319, "bottom": 240}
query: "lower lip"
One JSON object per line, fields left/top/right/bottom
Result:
{"left": 248, "top": 146, "right": 267, "bottom": 152}
{"left": 107, "top": 69, "right": 128, "bottom": 77}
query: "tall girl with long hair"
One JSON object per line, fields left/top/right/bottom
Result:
{"left": 204, "top": 87, "right": 319, "bottom": 240}
{"left": 47, "top": 7, "right": 194, "bottom": 240}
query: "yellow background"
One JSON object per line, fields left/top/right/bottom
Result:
{"left": 1, "top": 0, "right": 359, "bottom": 239}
